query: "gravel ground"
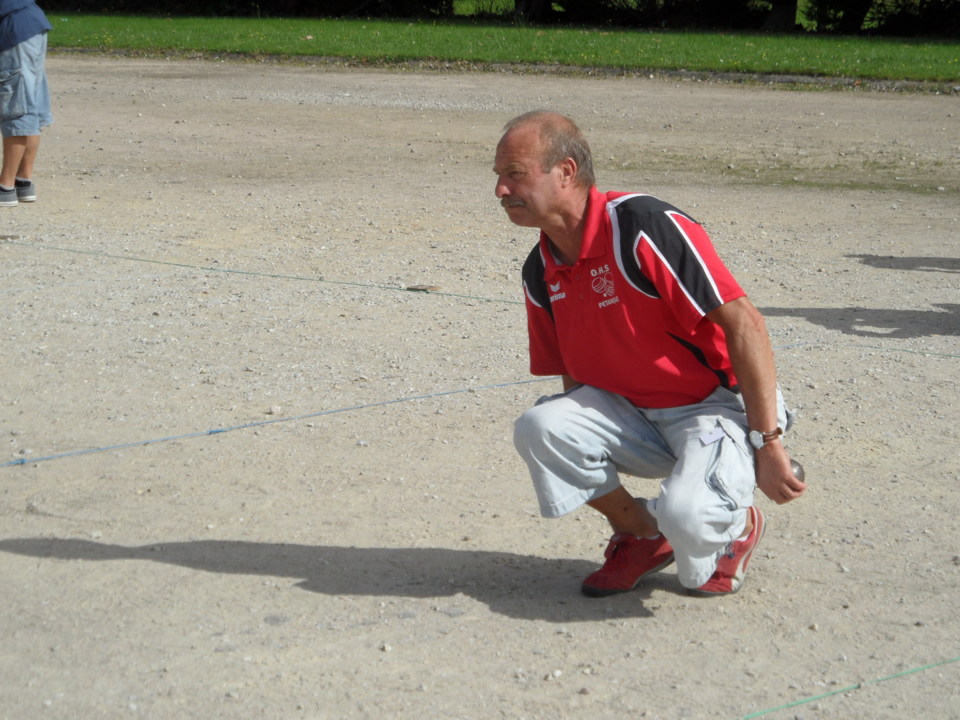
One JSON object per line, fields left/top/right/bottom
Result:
{"left": 1, "top": 54, "right": 959, "bottom": 720}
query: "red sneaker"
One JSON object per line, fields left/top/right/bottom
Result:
{"left": 581, "top": 532, "right": 675, "bottom": 597}
{"left": 690, "top": 506, "right": 766, "bottom": 596}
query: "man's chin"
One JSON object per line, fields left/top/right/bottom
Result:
{"left": 503, "top": 206, "right": 534, "bottom": 226}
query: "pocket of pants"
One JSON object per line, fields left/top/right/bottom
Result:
{"left": 704, "top": 416, "right": 755, "bottom": 510}
{"left": 0, "top": 69, "right": 26, "bottom": 122}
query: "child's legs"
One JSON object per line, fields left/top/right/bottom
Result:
{"left": 0, "top": 33, "right": 50, "bottom": 186}
{"left": 1, "top": 135, "right": 38, "bottom": 186}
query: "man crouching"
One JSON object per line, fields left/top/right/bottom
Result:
{"left": 496, "top": 111, "right": 805, "bottom": 597}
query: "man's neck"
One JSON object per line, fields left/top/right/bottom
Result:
{"left": 547, "top": 231, "right": 581, "bottom": 266}
{"left": 543, "top": 190, "right": 589, "bottom": 265}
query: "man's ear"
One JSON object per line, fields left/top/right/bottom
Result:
{"left": 557, "top": 157, "right": 578, "bottom": 187}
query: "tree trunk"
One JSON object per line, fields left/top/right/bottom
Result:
{"left": 837, "top": 0, "right": 875, "bottom": 32}
{"left": 514, "top": 0, "right": 549, "bottom": 22}
{"left": 762, "top": 0, "right": 799, "bottom": 30}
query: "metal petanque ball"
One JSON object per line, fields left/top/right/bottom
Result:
{"left": 791, "top": 458, "right": 806, "bottom": 483}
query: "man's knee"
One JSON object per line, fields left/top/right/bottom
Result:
{"left": 654, "top": 494, "right": 720, "bottom": 553}
{"left": 513, "top": 401, "right": 556, "bottom": 457}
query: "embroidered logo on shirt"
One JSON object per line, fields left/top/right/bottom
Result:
{"left": 591, "top": 273, "right": 615, "bottom": 297}
{"left": 548, "top": 281, "right": 566, "bottom": 303}
{"left": 591, "top": 271, "right": 620, "bottom": 308}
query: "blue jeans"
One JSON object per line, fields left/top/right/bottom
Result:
{"left": 514, "top": 384, "right": 794, "bottom": 588}
{"left": 0, "top": 32, "right": 52, "bottom": 137}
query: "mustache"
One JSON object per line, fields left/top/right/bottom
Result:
{"left": 500, "top": 198, "right": 526, "bottom": 209}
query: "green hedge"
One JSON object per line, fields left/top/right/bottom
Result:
{"left": 38, "top": 0, "right": 454, "bottom": 18}
{"left": 36, "top": 0, "right": 960, "bottom": 35}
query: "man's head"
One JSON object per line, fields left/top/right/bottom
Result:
{"left": 493, "top": 111, "right": 594, "bottom": 231}
{"left": 502, "top": 111, "right": 595, "bottom": 189}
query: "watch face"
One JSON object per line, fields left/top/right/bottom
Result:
{"left": 749, "top": 431, "right": 763, "bottom": 449}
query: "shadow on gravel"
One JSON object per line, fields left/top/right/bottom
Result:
{"left": 761, "top": 303, "right": 959, "bottom": 338}
{"left": 762, "top": 254, "right": 960, "bottom": 338}
{"left": 847, "top": 255, "right": 960, "bottom": 274}
{"left": 0, "top": 537, "right": 682, "bottom": 621}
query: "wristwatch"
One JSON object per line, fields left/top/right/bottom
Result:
{"left": 749, "top": 427, "right": 783, "bottom": 450}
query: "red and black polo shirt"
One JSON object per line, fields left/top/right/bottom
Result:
{"left": 521, "top": 188, "right": 746, "bottom": 408}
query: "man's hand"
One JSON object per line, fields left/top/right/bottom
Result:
{"left": 708, "top": 298, "right": 805, "bottom": 504}
{"left": 755, "top": 442, "right": 806, "bottom": 504}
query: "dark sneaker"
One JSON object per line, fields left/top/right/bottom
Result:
{"left": 0, "top": 187, "right": 16, "bottom": 207}
{"left": 15, "top": 180, "right": 36, "bottom": 202}
{"left": 581, "top": 532, "right": 675, "bottom": 597}
{"left": 689, "top": 506, "right": 765, "bottom": 596}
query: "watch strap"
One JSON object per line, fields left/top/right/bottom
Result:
{"left": 759, "top": 427, "right": 783, "bottom": 443}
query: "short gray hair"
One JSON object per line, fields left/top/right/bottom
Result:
{"left": 504, "top": 111, "right": 595, "bottom": 188}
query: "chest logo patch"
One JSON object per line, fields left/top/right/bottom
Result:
{"left": 591, "top": 272, "right": 616, "bottom": 298}
{"left": 591, "top": 271, "right": 620, "bottom": 308}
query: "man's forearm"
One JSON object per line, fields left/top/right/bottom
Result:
{"left": 708, "top": 297, "right": 779, "bottom": 432}
{"left": 709, "top": 297, "right": 805, "bottom": 503}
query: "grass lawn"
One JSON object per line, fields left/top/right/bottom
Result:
{"left": 47, "top": 14, "right": 960, "bottom": 83}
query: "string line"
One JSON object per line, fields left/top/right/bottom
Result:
{"left": 2, "top": 238, "right": 522, "bottom": 305}
{"left": 740, "top": 654, "right": 960, "bottom": 719}
{"left": 1, "top": 377, "right": 553, "bottom": 468}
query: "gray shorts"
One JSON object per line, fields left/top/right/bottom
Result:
{"left": 514, "top": 384, "right": 794, "bottom": 588}
{"left": 0, "top": 32, "right": 53, "bottom": 137}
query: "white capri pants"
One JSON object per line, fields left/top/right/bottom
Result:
{"left": 514, "top": 384, "right": 793, "bottom": 588}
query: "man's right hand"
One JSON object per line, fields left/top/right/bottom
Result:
{"left": 755, "top": 442, "right": 807, "bottom": 504}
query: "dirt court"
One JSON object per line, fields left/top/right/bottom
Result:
{"left": 1, "top": 54, "right": 959, "bottom": 719}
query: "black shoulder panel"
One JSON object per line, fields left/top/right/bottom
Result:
{"left": 611, "top": 196, "right": 673, "bottom": 298}
{"left": 521, "top": 243, "right": 553, "bottom": 319}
